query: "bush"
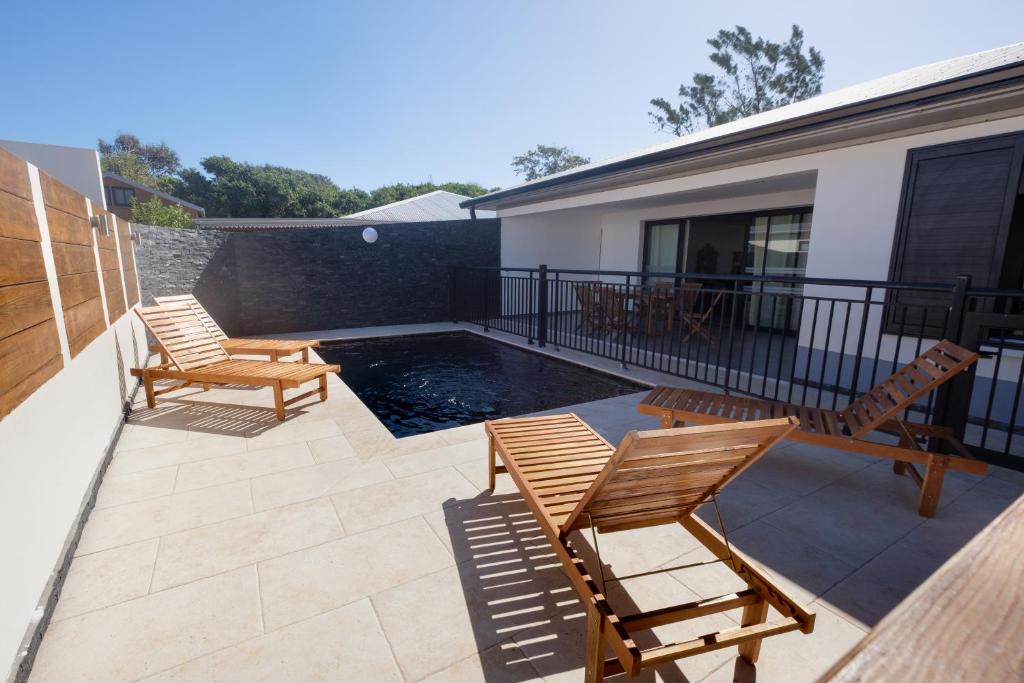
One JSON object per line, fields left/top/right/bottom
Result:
{"left": 130, "top": 196, "right": 193, "bottom": 229}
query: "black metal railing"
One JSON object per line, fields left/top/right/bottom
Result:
{"left": 451, "top": 265, "right": 1024, "bottom": 469}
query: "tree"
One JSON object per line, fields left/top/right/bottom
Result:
{"left": 130, "top": 196, "right": 193, "bottom": 229}
{"left": 365, "top": 181, "right": 495, "bottom": 209}
{"left": 511, "top": 145, "right": 590, "bottom": 181}
{"left": 99, "top": 133, "right": 182, "bottom": 191}
{"left": 649, "top": 25, "right": 824, "bottom": 136}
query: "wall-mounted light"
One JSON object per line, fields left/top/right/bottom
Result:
{"left": 130, "top": 229, "right": 142, "bottom": 248}
{"left": 90, "top": 214, "right": 110, "bottom": 237}
{"left": 362, "top": 227, "right": 378, "bottom": 244}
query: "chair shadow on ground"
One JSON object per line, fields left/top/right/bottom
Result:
{"left": 127, "top": 383, "right": 316, "bottom": 437}
{"left": 443, "top": 492, "right": 762, "bottom": 682}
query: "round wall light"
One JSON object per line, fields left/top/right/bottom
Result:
{"left": 362, "top": 227, "right": 378, "bottom": 243}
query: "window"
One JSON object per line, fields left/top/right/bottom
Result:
{"left": 106, "top": 186, "right": 136, "bottom": 207}
{"left": 641, "top": 208, "right": 813, "bottom": 281}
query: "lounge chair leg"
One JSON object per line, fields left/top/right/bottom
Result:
{"left": 583, "top": 601, "right": 606, "bottom": 683}
{"left": 143, "top": 371, "right": 156, "bottom": 408}
{"left": 302, "top": 348, "right": 309, "bottom": 363}
{"left": 318, "top": 374, "right": 328, "bottom": 401}
{"left": 273, "top": 382, "right": 285, "bottom": 421}
{"left": 487, "top": 433, "right": 497, "bottom": 491}
{"left": 660, "top": 411, "right": 673, "bottom": 429}
{"left": 893, "top": 461, "right": 907, "bottom": 475}
{"left": 737, "top": 599, "right": 770, "bottom": 664}
{"left": 918, "top": 455, "right": 948, "bottom": 518}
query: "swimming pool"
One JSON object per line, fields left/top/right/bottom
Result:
{"left": 317, "top": 332, "right": 647, "bottom": 437}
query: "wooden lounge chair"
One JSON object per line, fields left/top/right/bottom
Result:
{"left": 152, "top": 294, "right": 319, "bottom": 362}
{"left": 485, "top": 414, "right": 813, "bottom": 681}
{"left": 131, "top": 302, "right": 339, "bottom": 420}
{"left": 637, "top": 340, "right": 987, "bottom": 517}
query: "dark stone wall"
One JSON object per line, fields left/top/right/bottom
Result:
{"left": 134, "top": 220, "right": 499, "bottom": 336}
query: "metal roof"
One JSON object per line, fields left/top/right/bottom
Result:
{"left": 194, "top": 192, "right": 496, "bottom": 231}
{"left": 102, "top": 173, "right": 206, "bottom": 214}
{"left": 463, "top": 42, "right": 1024, "bottom": 210}
{"left": 347, "top": 190, "right": 495, "bottom": 221}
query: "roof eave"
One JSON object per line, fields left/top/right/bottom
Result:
{"left": 461, "top": 60, "right": 1024, "bottom": 211}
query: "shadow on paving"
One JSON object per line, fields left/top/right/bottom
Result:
{"left": 442, "top": 491, "right": 766, "bottom": 682}
{"left": 128, "top": 394, "right": 310, "bottom": 437}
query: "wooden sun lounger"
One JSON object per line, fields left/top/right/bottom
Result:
{"left": 638, "top": 340, "right": 987, "bottom": 517}
{"left": 485, "top": 414, "right": 813, "bottom": 681}
{"left": 152, "top": 294, "right": 319, "bottom": 361}
{"left": 131, "top": 302, "right": 339, "bottom": 420}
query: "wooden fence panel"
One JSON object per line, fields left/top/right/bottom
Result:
{"left": 40, "top": 170, "right": 106, "bottom": 357}
{"left": 116, "top": 216, "right": 140, "bottom": 306}
{"left": 93, "top": 206, "right": 126, "bottom": 321}
{"left": 0, "top": 147, "right": 63, "bottom": 419}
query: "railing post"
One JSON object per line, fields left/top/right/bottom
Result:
{"left": 537, "top": 264, "right": 548, "bottom": 347}
{"left": 620, "top": 274, "right": 630, "bottom": 370}
{"left": 449, "top": 266, "right": 458, "bottom": 323}
{"left": 847, "top": 286, "right": 873, "bottom": 403}
{"left": 482, "top": 270, "right": 490, "bottom": 332}
{"left": 934, "top": 274, "right": 973, "bottom": 444}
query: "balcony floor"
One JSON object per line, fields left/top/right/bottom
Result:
{"left": 28, "top": 329, "right": 1024, "bottom": 682}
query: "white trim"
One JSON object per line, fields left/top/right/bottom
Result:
{"left": 28, "top": 164, "right": 71, "bottom": 363}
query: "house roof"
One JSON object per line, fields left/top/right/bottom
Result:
{"left": 463, "top": 42, "right": 1024, "bottom": 211}
{"left": 194, "top": 190, "right": 495, "bottom": 231}
{"left": 103, "top": 173, "right": 206, "bottom": 214}
{"left": 346, "top": 190, "right": 495, "bottom": 221}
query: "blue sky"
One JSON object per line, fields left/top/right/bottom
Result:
{"left": 3, "top": 0, "right": 1022, "bottom": 191}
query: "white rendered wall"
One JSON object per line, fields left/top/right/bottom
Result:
{"left": 0, "top": 156, "right": 145, "bottom": 674}
{"left": 0, "top": 140, "right": 105, "bottom": 208}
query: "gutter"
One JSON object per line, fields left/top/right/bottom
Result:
{"left": 461, "top": 60, "right": 1024, "bottom": 210}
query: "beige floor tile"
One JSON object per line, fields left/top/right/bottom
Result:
{"left": 151, "top": 498, "right": 344, "bottom": 591}
{"left": 331, "top": 468, "right": 479, "bottom": 534}
{"left": 77, "top": 481, "right": 253, "bottom": 555}
{"left": 371, "top": 537, "right": 577, "bottom": 681}
{"left": 306, "top": 433, "right": 359, "bottom": 463}
{"left": 702, "top": 602, "right": 867, "bottom": 683}
{"left": 174, "top": 442, "right": 314, "bottom": 492}
{"left": 422, "top": 491, "right": 538, "bottom": 559}
{"left": 142, "top": 598, "right": 401, "bottom": 682}
{"left": 244, "top": 417, "right": 343, "bottom": 448}
{"left": 52, "top": 539, "right": 159, "bottom": 622}
{"left": 259, "top": 517, "right": 454, "bottom": 631}
{"left": 115, "top": 424, "right": 191, "bottom": 452}
{"left": 436, "top": 422, "right": 488, "bottom": 446}
{"left": 342, "top": 425, "right": 402, "bottom": 456}
{"left": 95, "top": 466, "right": 178, "bottom": 509}
{"left": 31, "top": 567, "right": 261, "bottom": 683}
{"left": 108, "top": 435, "right": 247, "bottom": 476}
{"left": 384, "top": 440, "right": 483, "bottom": 479}
{"left": 419, "top": 640, "right": 542, "bottom": 683}
{"left": 251, "top": 458, "right": 393, "bottom": 511}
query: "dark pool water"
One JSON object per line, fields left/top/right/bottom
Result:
{"left": 317, "top": 332, "right": 647, "bottom": 437}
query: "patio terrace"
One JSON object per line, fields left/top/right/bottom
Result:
{"left": 26, "top": 326, "right": 1024, "bottom": 682}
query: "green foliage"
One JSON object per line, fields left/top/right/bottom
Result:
{"left": 99, "top": 133, "right": 182, "bottom": 187}
{"left": 511, "top": 145, "right": 590, "bottom": 181}
{"left": 649, "top": 25, "right": 824, "bottom": 136}
{"left": 99, "top": 134, "right": 497, "bottom": 218}
{"left": 130, "top": 195, "right": 194, "bottom": 229}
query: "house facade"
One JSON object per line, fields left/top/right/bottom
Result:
{"left": 102, "top": 173, "right": 206, "bottom": 221}
{"left": 462, "top": 44, "right": 1024, "bottom": 296}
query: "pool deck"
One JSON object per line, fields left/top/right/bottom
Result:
{"left": 28, "top": 325, "right": 1024, "bottom": 682}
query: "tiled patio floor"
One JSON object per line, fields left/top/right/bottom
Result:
{"left": 28, "top": 336, "right": 1024, "bottom": 682}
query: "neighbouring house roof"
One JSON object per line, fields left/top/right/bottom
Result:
{"left": 463, "top": 42, "right": 1024, "bottom": 211}
{"left": 103, "top": 173, "right": 206, "bottom": 215}
{"left": 194, "top": 191, "right": 495, "bottom": 231}
{"left": 346, "top": 190, "right": 495, "bottom": 221}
